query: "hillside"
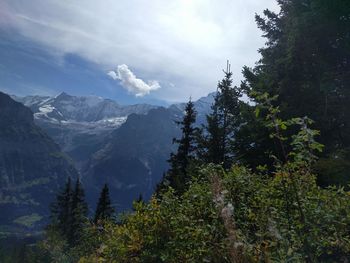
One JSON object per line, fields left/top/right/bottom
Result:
{"left": 0, "top": 92, "right": 78, "bottom": 235}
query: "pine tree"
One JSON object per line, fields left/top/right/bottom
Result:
{"left": 166, "top": 98, "right": 198, "bottom": 193}
{"left": 68, "top": 178, "right": 88, "bottom": 246}
{"left": 199, "top": 62, "right": 242, "bottom": 169}
{"left": 238, "top": 0, "right": 350, "bottom": 184}
{"left": 154, "top": 173, "right": 167, "bottom": 197}
{"left": 136, "top": 193, "right": 143, "bottom": 204}
{"left": 50, "top": 177, "right": 73, "bottom": 239}
{"left": 94, "top": 184, "right": 115, "bottom": 223}
{"left": 201, "top": 95, "right": 225, "bottom": 165}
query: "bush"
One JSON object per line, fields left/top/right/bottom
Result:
{"left": 78, "top": 164, "right": 350, "bottom": 262}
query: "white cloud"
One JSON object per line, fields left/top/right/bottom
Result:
{"left": 107, "top": 71, "right": 118, "bottom": 80}
{"left": 108, "top": 64, "right": 160, "bottom": 97}
{"left": 0, "top": 0, "right": 279, "bottom": 102}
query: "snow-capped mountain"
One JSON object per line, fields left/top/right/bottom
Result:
{"left": 13, "top": 92, "right": 157, "bottom": 125}
{"left": 8, "top": 91, "right": 215, "bottom": 213}
{"left": 14, "top": 91, "right": 215, "bottom": 138}
{"left": 169, "top": 92, "right": 215, "bottom": 124}
{"left": 12, "top": 92, "right": 158, "bottom": 168}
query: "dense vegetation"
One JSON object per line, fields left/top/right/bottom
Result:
{"left": 72, "top": 89, "right": 349, "bottom": 262}
{"left": 5, "top": 0, "right": 350, "bottom": 262}
{"left": 236, "top": 0, "right": 350, "bottom": 185}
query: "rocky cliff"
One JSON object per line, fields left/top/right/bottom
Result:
{"left": 0, "top": 92, "right": 78, "bottom": 235}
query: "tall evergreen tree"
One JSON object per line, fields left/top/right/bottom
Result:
{"left": 199, "top": 95, "right": 223, "bottom": 165}
{"left": 69, "top": 178, "right": 88, "bottom": 246}
{"left": 50, "top": 177, "right": 73, "bottom": 239}
{"left": 238, "top": 0, "right": 350, "bottom": 185}
{"left": 94, "top": 184, "right": 115, "bottom": 223}
{"left": 199, "top": 62, "right": 242, "bottom": 169}
{"left": 136, "top": 193, "right": 144, "bottom": 204}
{"left": 232, "top": 103, "right": 275, "bottom": 169}
{"left": 166, "top": 99, "right": 198, "bottom": 193}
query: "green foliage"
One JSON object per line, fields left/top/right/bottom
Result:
{"left": 50, "top": 177, "right": 73, "bottom": 239}
{"left": 94, "top": 184, "right": 115, "bottom": 223}
{"left": 76, "top": 161, "right": 350, "bottom": 262}
{"left": 314, "top": 154, "right": 350, "bottom": 188}
{"left": 79, "top": 170, "right": 231, "bottom": 263}
{"left": 68, "top": 178, "right": 89, "bottom": 246}
{"left": 41, "top": 177, "right": 89, "bottom": 261}
{"left": 239, "top": 0, "right": 350, "bottom": 185}
{"left": 161, "top": 99, "right": 198, "bottom": 194}
{"left": 35, "top": 90, "right": 350, "bottom": 262}
{"left": 32, "top": 2, "right": 350, "bottom": 261}
{"left": 198, "top": 64, "right": 242, "bottom": 169}
{"left": 74, "top": 91, "right": 350, "bottom": 262}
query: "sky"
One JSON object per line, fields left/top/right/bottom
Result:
{"left": 0, "top": 0, "right": 279, "bottom": 105}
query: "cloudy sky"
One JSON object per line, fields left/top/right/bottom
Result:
{"left": 0, "top": 0, "right": 279, "bottom": 105}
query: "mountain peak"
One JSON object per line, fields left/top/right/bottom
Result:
{"left": 55, "top": 91, "right": 72, "bottom": 100}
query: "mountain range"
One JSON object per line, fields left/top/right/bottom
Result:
{"left": 1, "top": 91, "right": 214, "bottom": 234}
{"left": 12, "top": 92, "right": 158, "bottom": 169}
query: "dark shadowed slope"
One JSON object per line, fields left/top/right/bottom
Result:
{"left": 84, "top": 107, "right": 182, "bottom": 211}
{"left": 0, "top": 92, "right": 78, "bottom": 235}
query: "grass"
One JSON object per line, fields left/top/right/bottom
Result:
{"left": 13, "top": 213, "right": 43, "bottom": 228}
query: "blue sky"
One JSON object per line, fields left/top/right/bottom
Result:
{"left": 0, "top": 28, "right": 167, "bottom": 105}
{"left": 0, "top": 0, "right": 278, "bottom": 105}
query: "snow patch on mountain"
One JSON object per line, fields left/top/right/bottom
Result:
{"left": 11, "top": 92, "right": 158, "bottom": 164}
{"left": 14, "top": 92, "right": 157, "bottom": 126}
{"left": 59, "top": 116, "right": 128, "bottom": 134}
{"left": 37, "top": 104, "right": 55, "bottom": 116}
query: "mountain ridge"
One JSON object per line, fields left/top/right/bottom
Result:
{"left": 9, "top": 91, "right": 215, "bottom": 212}
{"left": 0, "top": 92, "right": 78, "bottom": 235}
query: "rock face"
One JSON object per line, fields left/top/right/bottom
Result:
{"left": 0, "top": 92, "right": 78, "bottom": 235}
{"left": 83, "top": 94, "right": 215, "bottom": 211}
{"left": 84, "top": 107, "right": 182, "bottom": 210}
{"left": 169, "top": 92, "right": 215, "bottom": 124}
{"left": 14, "top": 92, "right": 157, "bottom": 123}
{"left": 13, "top": 92, "right": 157, "bottom": 169}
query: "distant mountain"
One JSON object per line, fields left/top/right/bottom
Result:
{"left": 169, "top": 92, "right": 215, "bottom": 124}
{"left": 14, "top": 92, "right": 157, "bottom": 123}
{"left": 84, "top": 107, "right": 182, "bottom": 210}
{"left": 0, "top": 92, "right": 78, "bottom": 235}
{"left": 84, "top": 94, "right": 215, "bottom": 211}
{"left": 13, "top": 92, "right": 158, "bottom": 168}
{"left": 11, "top": 91, "right": 215, "bottom": 212}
